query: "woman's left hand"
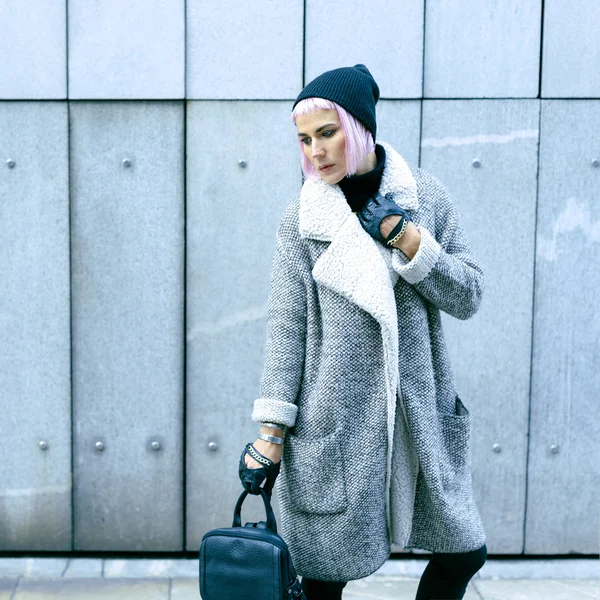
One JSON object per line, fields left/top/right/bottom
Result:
{"left": 357, "top": 192, "right": 421, "bottom": 259}
{"left": 380, "top": 216, "right": 422, "bottom": 260}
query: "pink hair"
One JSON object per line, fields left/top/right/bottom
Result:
{"left": 291, "top": 97, "right": 375, "bottom": 181}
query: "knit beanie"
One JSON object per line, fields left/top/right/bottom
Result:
{"left": 292, "top": 64, "right": 380, "bottom": 140}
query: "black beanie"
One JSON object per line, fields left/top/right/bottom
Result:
{"left": 292, "top": 64, "right": 380, "bottom": 140}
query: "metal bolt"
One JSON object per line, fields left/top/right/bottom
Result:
{"left": 592, "top": 158, "right": 600, "bottom": 168}
{"left": 6, "top": 159, "right": 15, "bottom": 168}
{"left": 122, "top": 158, "right": 131, "bottom": 168}
{"left": 550, "top": 444, "right": 559, "bottom": 454}
{"left": 39, "top": 440, "right": 49, "bottom": 451}
{"left": 472, "top": 158, "right": 481, "bottom": 168}
{"left": 208, "top": 441, "right": 218, "bottom": 451}
{"left": 492, "top": 443, "right": 502, "bottom": 453}
{"left": 238, "top": 160, "right": 247, "bottom": 168}
{"left": 95, "top": 441, "right": 105, "bottom": 451}
{"left": 151, "top": 440, "right": 161, "bottom": 451}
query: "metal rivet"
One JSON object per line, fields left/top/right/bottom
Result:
{"left": 6, "top": 159, "right": 15, "bottom": 168}
{"left": 208, "top": 441, "right": 218, "bottom": 451}
{"left": 472, "top": 158, "right": 481, "bottom": 168}
{"left": 95, "top": 441, "right": 105, "bottom": 451}
{"left": 122, "top": 158, "right": 131, "bottom": 168}
{"left": 39, "top": 440, "right": 49, "bottom": 451}
{"left": 238, "top": 160, "right": 247, "bottom": 168}
{"left": 592, "top": 158, "right": 600, "bottom": 168}
{"left": 151, "top": 440, "right": 161, "bottom": 451}
{"left": 550, "top": 444, "right": 559, "bottom": 454}
{"left": 492, "top": 443, "right": 502, "bottom": 453}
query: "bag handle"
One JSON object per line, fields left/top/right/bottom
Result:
{"left": 232, "top": 488, "right": 278, "bottom": 533}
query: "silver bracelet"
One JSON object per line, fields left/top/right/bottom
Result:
{"left": 257, "top": 432, "right": 284, "bottom": 445}
{"left": 260, "top": 421, "right": 287, "bottom": 431}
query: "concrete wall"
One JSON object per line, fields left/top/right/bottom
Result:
{"left": 1, "top": 0, "right": 598, "bottom": 555}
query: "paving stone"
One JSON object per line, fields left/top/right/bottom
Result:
{"left": 103, "top": 559, "right": 197, "bottom": 579}
{"left": 345, "top": 577, "right": 419, "bottom": 599}
{"left": 344, "top": 575, "right": 480, "bottom": 599}
{"left": 477, "top": 559, "right": 599, "bottom": 580}
{"left": 0, "top": 558, "right": 67, "bottom": 579}
{"left": 474, "top": 578, "right": 600, "bottom": 600}
{"left": 374, "top": 559, "right": 428, "bottom": 577}
{"left": 12, "top": 578, "right": 169, "bottom": 599}
{"left": 180, "top": 574, "right": 480, "bottom": 600}
{"left": 171, "top": 578, "right": 200, "bottom": 600}
{"left": 61, "top": 560, "right": 103, "bottom": 578}
{"left": 0, "top": 579, "right": 18, "bottom": 599}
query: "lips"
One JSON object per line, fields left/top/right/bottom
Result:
{"left": 319, "top": 164, "right": 334, "bottom": 171}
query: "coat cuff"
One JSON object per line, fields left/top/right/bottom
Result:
{"left": 251, "top": 398, "right": 298, "bottom": 428}
{"left": 391, "top": 225, "right": 441, "bottom": 285}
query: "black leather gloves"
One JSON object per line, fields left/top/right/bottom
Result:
{"left": 238, "top": 443, "right": 281, "bottom": 499}
{"left": 357, "top": 191, "right": 412, "bottom": 246}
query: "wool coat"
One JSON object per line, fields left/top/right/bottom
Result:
{"left": 250, "top": 141, "right": 487, "bottom": 582}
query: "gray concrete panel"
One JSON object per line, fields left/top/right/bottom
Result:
{"left": 70, "top": 102, "right": 184, "bottom": 550}
{"left": 526, "top": 100, "right": 600, "bottom": 554}
{"left": 68, "top": 0, "right": 184, "bottom": 99}
{"left": 305, "top": 0, "right": 423, "bottom": 98}
{"left": 542, "top": 2, "right": 600, "bottom": 97}
{"left": 187, "top": 0, "right": 303, "bottom": 99}
{"left": 0, "top": 102, "right": 71, "bottom": 550}
{"left": 0, "top": 2, "right": 66, "bottom": 99}
{"left": 424, "top": 1, "right": 541, "bottom": 98}
{"left": 185, "top": 101, "right": 301, "bottom": 549}
{"left": 376, "top": 101, "right": 422, "bottom": 171}
{"left": 420, "top": 100, "right": 540, "bottom": 553}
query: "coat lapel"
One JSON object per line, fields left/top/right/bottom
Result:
{"left": 297, "top": 140, "right": 419, "bottom": 337}
{"left": 298, "top": 141, "right": 419, "bottom": 542}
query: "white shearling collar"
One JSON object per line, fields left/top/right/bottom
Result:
{"left": 298, "top": 141, "right": 418, "bottom": 241}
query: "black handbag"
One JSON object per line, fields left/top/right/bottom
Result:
{"left": 199, "top": 487, "right": 306, "bottom": 600}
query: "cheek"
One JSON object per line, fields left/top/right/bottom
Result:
{"left": 336, "top": 138, "right": 346, "bottom": 161}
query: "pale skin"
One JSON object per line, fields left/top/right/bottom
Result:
{"left": 245, "top": 108, "right": 421, "bottom": 469}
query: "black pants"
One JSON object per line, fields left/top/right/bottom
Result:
{"left": 301, "top": 543, "right": 487, "bottom": 600}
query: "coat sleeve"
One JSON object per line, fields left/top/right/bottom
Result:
{"left": 251, "top": 235, "right": 307, "bottom": 427}
{"left": 391, "top": 173, "right": 484, "bottom": 320}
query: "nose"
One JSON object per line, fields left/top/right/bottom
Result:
{"left": 311, "top": 140, "right": 325, "bottom": 159}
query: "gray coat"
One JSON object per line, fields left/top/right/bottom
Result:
{"left": 251, "top": 141, "right": 487, "bottom": 582}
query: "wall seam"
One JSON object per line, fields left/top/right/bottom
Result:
{"left": 302, "top": 0, "right": 307, "bottom": 87}
{"left": 523, "top": 98, "right": 543, "bottom": 555}
{"left": 65, "top": 0, "right": 75, "bottom": 552}
{"left": 538, "top": 0, "right": 546, "bottom": 99}
{"left": 182, "top": 0, "right": 188, "bottom": 553}
{"left": 418, "top": 0, "right": 427, "bottom": 167}
{"left": 523, "top": 0, "right": 546, "bottom": 553}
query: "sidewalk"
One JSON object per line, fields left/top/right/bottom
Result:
{"left": 0, "top": 557, "right": 598, "bottom": 599}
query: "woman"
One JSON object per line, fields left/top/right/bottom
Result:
{"left": 238, "top": 64, "right": 488, "bottom": 600}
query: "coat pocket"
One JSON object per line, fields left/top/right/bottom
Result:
{"left": 283, "top": 427, "right": 348, "bottom": 515}
{"left": 437, "top": 396, "right": 473, "bottom": 491}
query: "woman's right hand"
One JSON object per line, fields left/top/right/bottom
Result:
{"left": 239, "top": 438, "right": 283, "bottom": 496}
{"left": 244, "top": 438, "right": 283, "bottom": 468}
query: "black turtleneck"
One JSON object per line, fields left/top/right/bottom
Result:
{"left": 338, "top": 143, "right": 386, "bottom": 213}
